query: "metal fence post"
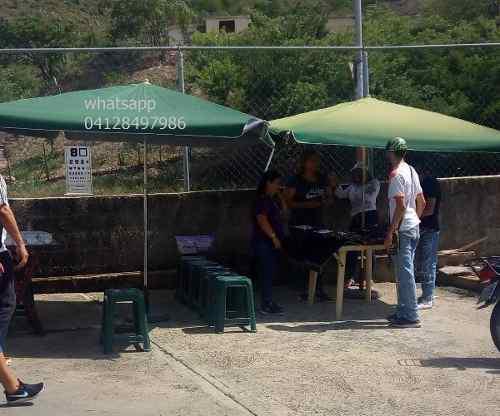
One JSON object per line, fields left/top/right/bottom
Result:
{"left": 176, "top": 48, "right": 191, "bottom": 191}
{"left": 354, "top": 0, "right": 364, "bottom": 100}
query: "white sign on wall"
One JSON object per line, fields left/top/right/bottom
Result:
{"left": 65, "top": 145, "right": 93, "bottom": 195}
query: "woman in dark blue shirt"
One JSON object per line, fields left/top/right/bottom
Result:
{"left": 253, "top": 170, "right": 286, "bottom": 314}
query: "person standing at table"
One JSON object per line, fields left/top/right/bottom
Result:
{"left": 0, "top": 174, "right": 44, "bottom": 404}
{"left": 333, "top": 162, "right": 380, "bottom": 292}
{"left": 384, "top": 137, "right": 426, "bottom": 328}
{"left": 253, "top": 170, "right": 286, "bottom": 314}
{"left": 284, "top": 150, "right": 333, "bottom": 302}
{"left": 414, "top": 165, "right": 441, "bottom": 310}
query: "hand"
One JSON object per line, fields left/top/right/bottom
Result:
{"left": 384, "top": 231, "right": 394, "bottom": 252}
{"left": 14, "top": 244, "right": 29, "bottom": 271}
{"left": 0, "top": 262, "right": 4, "bottom": 274}
{"left": 272, "top": 236, "right": 282, "bottom": 250}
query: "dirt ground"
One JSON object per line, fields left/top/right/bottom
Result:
{"left": 4, "top": 284, "right": 500, "bottom": 415}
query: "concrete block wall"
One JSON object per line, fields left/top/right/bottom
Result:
{"left": 9, "top": 175, "right": 500, "bottom": 278}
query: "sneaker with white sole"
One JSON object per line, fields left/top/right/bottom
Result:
{"left": 5, "top": 380, "right": 44, "bottom": 405}
{"left": 417, "top": 299, "right": 433, "bottom": 310}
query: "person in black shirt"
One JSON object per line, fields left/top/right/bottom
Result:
{"left": 415, "top": 166, "right": 441, "bottom": 309}
{"left": 252, "top": 170, "right": 287, "bottom": 314}
{"left": 284, "top": 150, "right": 333, "bottom": 302}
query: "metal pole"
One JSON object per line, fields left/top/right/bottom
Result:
{"left": 143, "top": 137, "right": 149, "bottom": 311}
{"left": 177, "top": 49, "right": 191, "bottom": 192}
{"left": 354, "top": 0, "right": 367, "bottom": 230}
{"left": 354, "top": 0, "right": 364, "bottom": 100}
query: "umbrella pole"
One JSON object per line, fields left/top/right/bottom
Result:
{"left": 143, "top": 138, "right": 169, "bottom": 323}
{"left": 143, "top": 137, "right": 149, "bottom": 314}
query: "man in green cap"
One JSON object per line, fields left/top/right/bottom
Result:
{"left": 385, "top": 137, "right": 426, "bottom": 328}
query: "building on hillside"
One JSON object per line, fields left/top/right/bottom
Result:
{"left": 167, "top": 2, "right": 423, "bottom": 44}
{"left": 205, "top": 16, "right": 251, "bottom": 33}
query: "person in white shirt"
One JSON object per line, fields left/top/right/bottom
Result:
{"left": 384, "top": 137, "right": 426, "bottom": 328}
{"left": 0, "top": 175, "right": 44, "bottom": 403}
{"left": 333, "top": 162, "right": 380, "bottom": 291}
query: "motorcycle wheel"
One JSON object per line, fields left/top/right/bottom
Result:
{"left": 490, "top": 301, "right": 500, "bottom": 352}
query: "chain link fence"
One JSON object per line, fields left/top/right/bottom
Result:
{"left": 1, "top": 47, "right": 499, "bottom": 198}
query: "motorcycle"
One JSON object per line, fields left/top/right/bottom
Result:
{"left": 469, "top": 257, "right": 500, "bottom": 351}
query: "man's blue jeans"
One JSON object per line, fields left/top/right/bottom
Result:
{"left": 415, "top": 228, "right": 440, "bottom": 301}
{"left": 392, "top": 226, "right": 420, "bottom": 322}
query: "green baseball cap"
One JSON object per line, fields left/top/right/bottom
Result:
{"left": 385, "top": 136, "right": 408, "bottom": 153}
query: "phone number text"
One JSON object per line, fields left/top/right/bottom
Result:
{"left": 83, "top": 116, "right": 187, "bottom": 130}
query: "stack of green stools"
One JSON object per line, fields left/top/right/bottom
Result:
{"left": 177, "top": 255, "right": 206, "bottom": 303}
{"left": 101, "top": 288, "right": 151, "bottom": 354}
{"left": 176, "top": 257, "right": 257, "bottom": 333}
{"left": 187, "top": 260, "right": 218, "bottom": 308}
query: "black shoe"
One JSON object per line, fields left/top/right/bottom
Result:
{"left": 260, "top": 302, "right": 284, "bottom": 315}
{"left": 389, "top": 318, "right": 421, "bottom": 328}
{"left": 5, "top": 380, "right": 44, "bottom": 405}
{"left": 386, "top": 313, "right": 398, "bottom": 323}
{"left": 270, "top": 302, "right": 284, "bottom": 314}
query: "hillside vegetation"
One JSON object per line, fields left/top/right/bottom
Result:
{"left": 0, "top": 0, "right": 499, "bottom": 196}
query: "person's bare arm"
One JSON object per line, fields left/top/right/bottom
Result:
{"left": 421, "top": 197, "right": 435, "bottom": 217}
{"left": 384, "top": 195, "right": 405, "bottom": 251}
{"left": 257, "top": 214, "right": 281, "bottom": 249}
{"left": 284, "top": 187, "right": 321, "bottom": 209}
{"left": 0, "top": 204, "right": 28, "bottom": 269}
{"left": 416, "top": 193, "right": 426, "bottom": 218}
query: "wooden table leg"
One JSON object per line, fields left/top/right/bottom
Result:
{"left": 336, "top": 250, "right": 347, "bottom": 320}
{"left": 308, "top": 270, "right": 318, "bottom": 305}
{"left": 365, "top": 248, "right": 373, "bottom": 302}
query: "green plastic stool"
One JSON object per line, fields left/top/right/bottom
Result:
{"left": 193, "top": 265, "right": 228, "bottom": 314}
{"left": 200, "top": 268, "right": 233, "bottom": 321}
{"left": 176, "top": 256, "right": 206, "bottom": 304}
{"left": 187, "top": 260, "right": 218, "bottom": 308}
{"left": 214, "top": 275, "right": 257, "bottom": 333}
{"left": 102, "top": 288, "right": 151, "bottom": 354}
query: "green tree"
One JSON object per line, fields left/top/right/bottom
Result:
{"left": 189, "top": 10, "right": 354, "bottom": 119}
{"left": 1, "top": 15, "right": 80, "bottom": 91}
{"left": 109, "top": 0, "right": 195, "bottom": 46}
{"left": 423, "top": 0, "right": 499, "bottom": 21}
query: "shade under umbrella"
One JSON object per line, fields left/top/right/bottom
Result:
{"left": 270, "top": 97, "right": 500, "bottom": 152}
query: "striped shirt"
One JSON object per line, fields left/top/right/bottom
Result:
{"left": 0, "top": 175, "right": 9, "bottom": 252}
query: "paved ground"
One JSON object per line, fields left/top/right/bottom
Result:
{"left": 4, "top": 284, "right": 500, "bottom": 415}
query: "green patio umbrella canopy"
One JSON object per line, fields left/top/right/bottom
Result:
{"left": 270, "top": 97, "right": 500, "bottom": 152}
{"left": 0, "top": 82, "right": 272, "bottom": 307}
{"left": 0, "top": 82, "right": 271, "bottom": 147}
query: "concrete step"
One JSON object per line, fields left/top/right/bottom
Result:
{"left": 32, "top": 269, "right": 177, "bottom": 294}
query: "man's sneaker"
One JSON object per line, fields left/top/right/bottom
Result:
{"left": 417, "top": 299, "right": 433, "bottom": 310}
{"left": 260, "top": 302, "right": 284, "bottom": 315}
{"left": 389, "top": 318, "right": 421, "bottom": 328}
{"left": 5, "top": 380, "right": 44, "bottom": 404}
{"left": 386, "top": 313, "right": 399, "bottom": 323}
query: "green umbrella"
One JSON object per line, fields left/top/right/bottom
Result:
{"left": 0, "top": 82, "right": 272, "bottom": 147}
{"left": 270, "top": 97, "right": 500, "bottom": 152}
{"left": 0, "top": 82, "right": 272, "bottom": 309}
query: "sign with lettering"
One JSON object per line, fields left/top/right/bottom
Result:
{"left": 65, "top": 145, "right": 93, "bottom": 195}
